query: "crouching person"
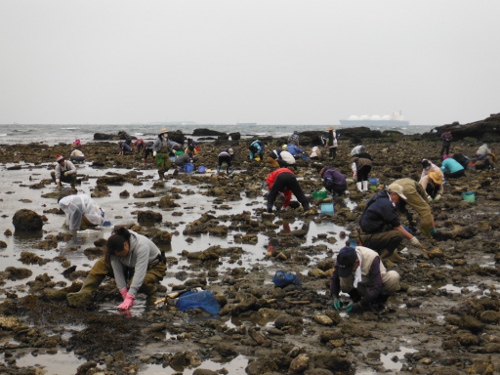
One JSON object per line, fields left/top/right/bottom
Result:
{"left": 330, "top": 245, "right": 400, "bottom": 313}
{"left": 67, "top": 227, "right": 167, "bottom": 309}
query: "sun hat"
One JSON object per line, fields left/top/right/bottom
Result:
{"left": 282, "top": 144, "right": 288, "bottom": 150}
{"left": 328, "top": 126, "right": 334, "bottom": 131}
{"left": 387, "top": 183, "right": 407, "bottom": 200}
{"left": 56, "top": 154, "right": 64, "bottom": 162}
{"left": 159, "top": 128, "right": 169, "bottom": 135}
{"left": 337, "top": 246, "right": 358, "bottom": 278}
{"left": 428, "top": 170, "right": 443, "bottom": 185}
{"left": 228, "top": 148, "right": 234, "bottom": 155}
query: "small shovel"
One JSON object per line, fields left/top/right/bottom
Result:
{"left": 154, "top": 287, "right": 202, "bottom": 306}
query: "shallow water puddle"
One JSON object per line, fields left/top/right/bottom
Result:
{"left": 142, "top": 354, "right": 249, "bottom": 374}
{"left": 380, "top": 346, "right": 418, "bottom": 371}
{"left": 12, "top": 350, "right": 87, "bottom": 374}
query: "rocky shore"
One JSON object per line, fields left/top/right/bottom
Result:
{"left": 0, "top": 117, "right": 499, "bottom": 374}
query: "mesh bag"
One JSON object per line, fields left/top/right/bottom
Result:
{"left": 273, "top": 270, "right": 302, "bottom": 288}
{"left": 175, "top": 290, "right": 220, "bottom": 314}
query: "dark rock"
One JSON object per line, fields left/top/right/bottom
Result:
{"left": 424, "top": 113, "right": 500, "bottom": 141}
{"left": 12, "top": 209, "right": 44, "bottom": 231}
{"left": 137, "top": 210, "right": 163, "bottom": 224}
{"left": 193, "top": 128, "right": 226, "bottom": 136}
{"left": 93, "top": 133, "right": 120, "bottom": 141}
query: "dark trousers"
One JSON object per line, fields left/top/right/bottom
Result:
{"left": 359, "top": 230, "right": 404, "bottom": 255}
{"left": 357, "top": 165, "right": 372, "bottom": 182}
{"left": 267, "top": 173, "right": 309, "bottom": 212}
{"left": 329, "top": 147, "right": 337, "bottom": 159}
{"left": 440, "top": 143, "right": 450, "bottom": 157}
{"left": 443, "top": 169, "right": 465, "bottom": 178}
{"left": 218, "top": 155, "right": 232, "bottom": 168}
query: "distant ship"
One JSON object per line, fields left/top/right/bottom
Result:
{"left": 237, "top": 121, "right": 257, "bottom": 126}
{"left": 339, "top": 111, "right": 409, "bottom": 127}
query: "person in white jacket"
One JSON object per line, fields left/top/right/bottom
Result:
{"left": 58, "top": 194, "right": 104, "bottom": 232}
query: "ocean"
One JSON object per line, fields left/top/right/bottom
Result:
{"left": 0, "top": 123, "right": 437, "bottom": 146}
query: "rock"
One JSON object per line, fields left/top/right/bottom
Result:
{"left": 133, "top": 190, "right": 155, "bottom": 198}
{"left": 12, "top": 209, "right": 44, "bottom": 231}
{"left": 245, "top": 356, "right": 279, "bottom": 375}
{"left": 6, "top": 267, "right": 32, "bottom": 280}
{"left": 193, "top": 128, "right": 226, "bottom": 136}
{"left": 289, "top": 353, "right": 309, "bottom": 373}
{"left": 137, "top": 210, "right": 162, "bottom": 224}
{"left": 314, "top": 315, "right": 334, "bottom": 326}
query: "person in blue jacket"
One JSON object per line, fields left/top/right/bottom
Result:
{"left": 249, "top": 140, "right": 265, "bottom": 161}
{"left": 286, "top": 143, "right": 305, "bottom": 159}
{"left": 440, "top": 155, "right": 465, "bottom": 178}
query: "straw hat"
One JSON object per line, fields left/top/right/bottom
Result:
{"left": 159, "top": 128, "right": 169, "bottom": 135}
{"left": 327, "top": 126, "right": 334, "bottom": 131}
{"left": 428, "top": 170, "right": 443, "bottom": 185}
{"left": 55, "top": 154, "right": 64, "bottom": 162}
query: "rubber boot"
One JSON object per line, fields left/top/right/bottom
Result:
{"left": 139, "top": 283, "right": 158, "bottom": 305}
{"left": 379, "top": 249, "right": 395, "bottom": 269}
{"left": 362, "top": 180, "right": 369, "bottom": 192}
{"left": 216, "top": 166, "right": 221, "bottom": 173}
{"left": 356, "top": 182, "right": 363, "bottom": 192}
{"left": 389, "top": 250, "right": 407, "bottom": 263}
{"left": 67, "top": 274, "right": 104, "bottom": 307}
{"left": 158, "top": 170, "right": 164, "bottom": 183}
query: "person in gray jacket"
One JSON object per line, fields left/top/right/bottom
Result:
{"left": 67, "top": 227, "right": 167, "bottom": 310}
{"left": 51, "top": 154, "right": 77, "bottom": 188}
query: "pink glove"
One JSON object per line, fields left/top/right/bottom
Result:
{"left": 117, "top": 293, "right": 135, "bottom": 310}
{"left": 120, "top": 287, "right": 128, "bottom": 300}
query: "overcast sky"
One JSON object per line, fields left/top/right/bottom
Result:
{"left": 1, "top": 1, "right": 499, "bottom": 126}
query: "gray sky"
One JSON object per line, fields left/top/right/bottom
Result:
{"left": 1, "top": 1, "right": 499, "bottom": 126}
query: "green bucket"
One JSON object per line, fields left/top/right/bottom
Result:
{"left": 313, "top": 190, "right": 328, "bottom": 200}
{"left": 461, "top": 191, "right": 475, "bottom": 203}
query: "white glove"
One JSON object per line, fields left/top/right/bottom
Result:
{"left": 410, "top": 237, "right": 421, "bottom": 246}
{"left": 64, "top": 171, "right": 70, "bottom": 176}
{"left": 153, "top": 151, "right": 157, "bottom": 157}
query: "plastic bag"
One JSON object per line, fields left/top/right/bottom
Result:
{"left": 273, "top": 270, "right": 302, "bottom": 288}
{"left": 175, "top": 290, "right": 220, "bottom": 314}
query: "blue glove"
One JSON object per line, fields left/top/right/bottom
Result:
{"left": 262, "top": 183, "right": 269, "bottom": 189}
{"left": 333, "top": 297, "right": 341, "bottom": 311}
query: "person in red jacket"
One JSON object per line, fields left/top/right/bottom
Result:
{"left": 265, "top": 167, "right": 310, "bottom": 213}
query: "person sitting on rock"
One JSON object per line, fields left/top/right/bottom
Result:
{"left": 318, "top": 165, "right": 347, "bottom": 197}
{"left": 67, "top": 227, "right": 167, "bottom": 310}
{"left": 330, "top": 245, "right": 400, "bottom": 313}
{"left": 268, "top": 147, "right": 296, "bottom": 168}
{"left": 440, "top": 155, "right": 465, "bottom": 178}
{"left": 249, "top": 140, "right": 265, "bottom": 161}
{"left": 51, "top": 154, "right": 77, "bottom": 188}
{"left": 359, "top": 183, "right": 423, "bottom": 268}
{"left": 58, "top": 194, "right": 104, "bottom": 232}
{"left": 265, "top": 167, "right": 311, "bottom": 213}
{"left": 217, "top": 148, "right": 235, "bottom": 173}
{"left": 70, "top": 148, "right": 85, "bottom": 163}
{"left": 419, "top": 158, "right": 444, "bottom": 200}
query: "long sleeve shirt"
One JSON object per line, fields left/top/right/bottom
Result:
{"left": 110, "top": 231, "right": 161, "bottom": 296}
{"left": 360, "top": 191, "right": 400, "bottom": 233}
{"left": 440, "top": 158, "right": 464, "bottom": 174}
{"left": 54, "top": 160, "right": 77, "bottom": 183}
{"left": 266, "top": 168, "right": 295, "bottom": 206}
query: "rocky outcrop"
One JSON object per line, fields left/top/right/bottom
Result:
{"left": 12, "top": 209, "right": 44, "bottom": 232}
{"left": 424, "top": 113, "right": 500, "bottom": 141}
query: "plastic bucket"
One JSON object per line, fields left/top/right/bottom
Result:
{"left": 321, "top": 203, "right": 334, "bottom": 214}
{"left": 198, "top": 166, "right": 206, "bottom": 174}
{"left": 183, "top": 163, "right": 194, "bottom": 174}
{"left": 369, "top": 177, "right": 378, "bottom": 186}
{"left": 461, "top": 191, "right": 475, "bottom": 203}
{"left": 313, "top": 190, "right": 328, "bottom": 200}
{"left": 175, "top": 150, "right": 184, "bottom": 156}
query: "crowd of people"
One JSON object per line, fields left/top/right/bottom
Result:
{"left": 50, "top": 127, "right": 495, "bottom": 314}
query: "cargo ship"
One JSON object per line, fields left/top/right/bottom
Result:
{"left": 237, "top": 121, "right": 257, "bottom": 126}
{"left": 339, "top": 111, "right": 409, "bottom": 127}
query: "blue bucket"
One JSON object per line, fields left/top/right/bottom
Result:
{"left": 183, "top": 163, "right": 194, "bottom": 174}
{"left": 461, "top": 191, "right": 475, "bottom": 203}
{"left": 321, "top": 203, "right": 334, "bottom": 215}
{"left": 369, "top": 177, "right": 378, "bottom": 186}
{"left": 198, "top": 165, "right": 206, "bottom": 174}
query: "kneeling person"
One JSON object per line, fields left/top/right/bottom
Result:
{"left": 330, "top": 246, "right": 400, "bottom": 312}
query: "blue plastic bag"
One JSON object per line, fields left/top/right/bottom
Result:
{"left": 175, "top": 290, "right": 220, "bottom": 314}
{"left": 273, "top": 270, "right": 302, "bottom": 288}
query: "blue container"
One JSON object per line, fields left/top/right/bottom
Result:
{"left": 321, "top": 203, "right": 334, "bottom": 214}
{"left": 183, "top": 163, "right": 194, "bottom": 174}
{"left": 461, "top": 191, "right": 475, "bottom": 203}
{"left": 198, "top": 165, "right": 207, "bottom": 174}
{"left": 369, "top": 177, "right": 378, "bottom": 186}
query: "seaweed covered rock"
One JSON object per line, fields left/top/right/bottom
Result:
{"left": 12, "top": 209, "right": 44, "bottom": 232}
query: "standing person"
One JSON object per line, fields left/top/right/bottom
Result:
{"left": 58, "top": 194, "right": 104, "bottom": 232}
{"left": 440, "top": 129, "right": 452, "bottom": 158}
{"left": 351, "top": 145, "right": 372, "bottom": 192}
{"left": 265, "top": 167, "right": 311, "bottom": 213}
{"left": 51, "top": 154, "right": 77, "bottom": 188}
{"left": 392, "top": 178, "right": 437, "bottom": 237}
{"left": 249, "top": 140, "right": 265, "bottom": 161}
{"left": 326, "top": 126, "right": 338, "bottom": 160}
{"left": 152, "top": 128, "right": 171, "bottom": 182}
{"left": 67, "top": 227, "right": 167, "bottom": 309}
{"left": 217, "top": 148, "right": 235, "bottom": 173}
{"left": 359, "top": 183, "right": 423, "bottom": 266}
{"left": 318, "top": 165, "right": 347, "bottom": 197}
{"left": 440, "top": 155, "right": 465, "bottom": 178}
{"left": 330, "top": 246, "right": 400, "bottom": 313}
{"left": 419, "top": 159, "right": 444, "bottom": 200}
{"left": 288, "top": 130, "right": 300, "bottom": 146}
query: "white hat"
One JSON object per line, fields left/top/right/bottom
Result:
{"left": 228, "top": 148, "right": 234, "bottom": 155}
{"left": 388, "top": 183, "right": 407, "bottom": 200}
